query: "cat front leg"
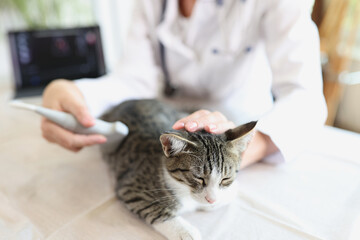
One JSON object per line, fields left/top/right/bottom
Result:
{"left": 153, "top": 216, "right": 201, "bottom": 240}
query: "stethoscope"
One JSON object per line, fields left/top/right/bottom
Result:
{"left": 160, "top": 0, "right": 250, "bottom": 96}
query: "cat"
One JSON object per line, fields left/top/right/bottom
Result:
{"left": 100, "top": 99, "right": 256, "bottom": 240}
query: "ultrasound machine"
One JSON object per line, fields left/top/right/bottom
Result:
{"left": 8, "top": 26, "right": 106, "bottom": 98}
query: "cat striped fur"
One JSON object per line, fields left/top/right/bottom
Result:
{"left": 100, "top": 99, "right": 256, "bottom": 240}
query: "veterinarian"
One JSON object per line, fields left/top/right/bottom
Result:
{"left": 41, "top": 0, "right": 327, "bottom": 167}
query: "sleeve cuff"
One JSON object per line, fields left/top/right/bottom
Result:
{"left": 256, "top": 119, "right": 303, "bottom": 162}
{"left": 74, "top": 76, "right": 116, "bottom": 118}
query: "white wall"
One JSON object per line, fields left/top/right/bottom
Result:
{"left": 335, "top": 60, "right": 360, "bottom": 133}
{"left": 0, "top": 37, "right": 11, "bottom": 86}
{"left": 336, "top": 84, "right": 360, "bottom": 133}
{"left": 0, "top": 8, "right": 23, "bottom": 87}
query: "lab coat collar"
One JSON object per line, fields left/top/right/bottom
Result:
{"left": 156, "top": 0, "right": 196, "bottom": 60}
{"left": 156, "top": 0, "right": 225, "bottom": 61}
{"left": 156, "top": 0, "right": 247, "bottom": 60}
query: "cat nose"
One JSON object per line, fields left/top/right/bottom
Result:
{"left": 205, "top": 196, "right": 216, "bottom": 204}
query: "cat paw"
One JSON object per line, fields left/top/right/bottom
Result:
{"left": 153, "top": 217, "right": 202, "bottom": 240}
{"left": 172, "top": 225, "right": 201, "bottom": 240}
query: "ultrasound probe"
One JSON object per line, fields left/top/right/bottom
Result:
{"left": 10, "top": 100, "right": 129, "bottom": 140}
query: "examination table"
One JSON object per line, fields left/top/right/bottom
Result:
{"left": 0, "top": 87, "right": 360, "bottom": 240}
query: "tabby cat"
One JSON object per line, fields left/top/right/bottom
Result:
{"left": 101, "top": 99, "right": 256, "bottom": 240}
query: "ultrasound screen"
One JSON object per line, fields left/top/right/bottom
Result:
{"left": 8, "top": 26, "right": 106, "bottom": 96}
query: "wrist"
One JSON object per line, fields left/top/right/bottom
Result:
{"left": 240, "top": 131, "right": 278, "bottom": 169}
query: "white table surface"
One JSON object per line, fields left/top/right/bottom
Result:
{"left": 1, "top": 85, "right": 360, "bottom": 240}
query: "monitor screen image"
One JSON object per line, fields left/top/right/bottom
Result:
{"left": 8, "top": 26, "right": 106, "bottom": 98}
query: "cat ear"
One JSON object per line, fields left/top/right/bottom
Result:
{"left": 160, "top": 133, "right": 197, "bottom": 157}
{"left": 224, "top": 121, "right": 257, "bottom": 153}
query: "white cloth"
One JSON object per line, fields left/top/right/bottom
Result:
{"left": 0, "top": 90, "right": 359, "bottom": 240}
{"left": 75, "top": 0, "right": 327, "bottom": 161}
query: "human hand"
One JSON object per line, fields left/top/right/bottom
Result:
{"left": 41, "top": 79, "right": 107, "bottom": 152}
{"left": 173, "top": 110, "right": 279, "bottom": 168}
{"left": 172, "top": 110, "right": 235, "bottom": 134}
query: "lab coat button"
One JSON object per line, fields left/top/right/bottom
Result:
{"left": 245, "top": 46, "right": 252, "bottom": 53}
{"left": 212, "top": 48, "right": 219, "bottom": 54}
{"left": 216, "top": 0, "right": 224, "bottom": 6}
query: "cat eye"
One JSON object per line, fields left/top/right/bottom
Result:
{"left": 194, "top": 177, "right": 206, "bottom": 187}
{"left": 220, "top": 177, "right": 232, "bottom": 187}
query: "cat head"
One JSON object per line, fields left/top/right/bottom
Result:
{"left": 160, "top": 121, "right": 256, "bottom": 205}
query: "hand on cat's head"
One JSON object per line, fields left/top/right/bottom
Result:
{"left": 172, "top": 109, "right": 236, "bottom": 134}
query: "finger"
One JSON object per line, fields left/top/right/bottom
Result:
{"left": 42, "top": 119, "right": 106, "bottom": 150}
{"left": 43, "top": 100, "right": 62, "bottom": 111}
{"left": 41, "top": 118, "right": 107, "bottom": 151}
{"left": 61, "top": 99, "right": 95, "bottom": 128}
{"left": 184, "top": 111, "right": 227, "bottom": 132}
{"left": 172, "top": 109, "right": 211, "bottom": 130}
{"left": 204, "top": 121, "right": 236, "bottom": 134}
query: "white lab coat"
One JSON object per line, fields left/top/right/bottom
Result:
{"left": 75, "top": 0, "right": 327, "bottom": 161}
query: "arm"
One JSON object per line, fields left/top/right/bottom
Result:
{"left": 75, "top": 0, "right": 161, "bottom": 117}
{"left": 41, "top": 0, "right": 161, "bottom": 151}
{"left": 173, "top": 0, "right": 327, "bottom": 166}
{"left": 255, "top": 0, "right": 327, "bottom": 161}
